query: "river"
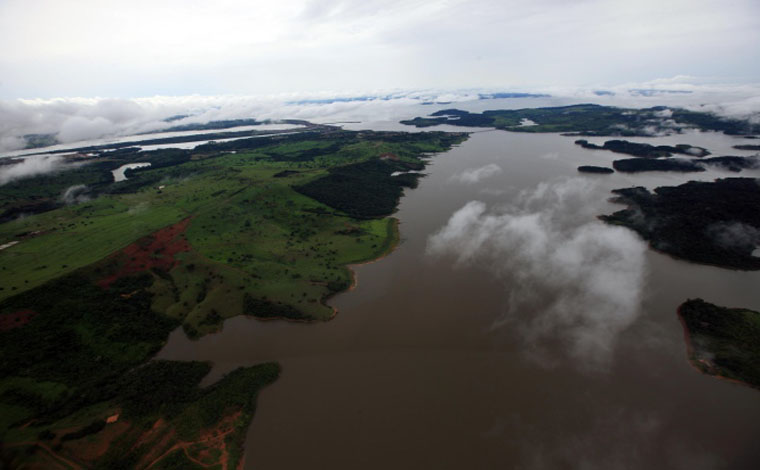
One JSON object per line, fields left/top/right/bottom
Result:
{"left": 156, "top": 123, "right": 760, "bottom": 469}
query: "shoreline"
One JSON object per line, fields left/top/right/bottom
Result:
{"left": 259, "top": 217, "right": 402, "bottom": 323}
{"left": 247, "top": 217, "right": 402, "bottom": 325}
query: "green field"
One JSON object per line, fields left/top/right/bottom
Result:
{"left": 0, "top": 129, "right": 467, "bottom": 468}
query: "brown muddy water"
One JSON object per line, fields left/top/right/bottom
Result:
{"left": 157, "top": 128, "right": 760, "bottom": 469}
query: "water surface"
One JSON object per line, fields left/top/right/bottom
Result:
{"left": 158, "top": 128, "right": 760, "bottom": 469}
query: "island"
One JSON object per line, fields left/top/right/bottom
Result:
{"left": 612, "top": 158, "right": 704, "bottom": 173}
{"left": 734, "top": 144, "right": 760, "bottom": 151}
{"left": 400, "top": 104, "right": 757, "bottom": 136}
{"left": 609, "top": 156, "right": 758, "bottom": 174}
{"left": 574, "top": 139, "right": 710, "bottom": 158}
{"left": 0, "top": 128, "right": 467, "bottom": 468}
{"left": 678, "top": 299, "right": 760, "bottom": 389}
{"left": 577, "top": 165, "right": 614, "bottom": 174}
{"left": 599, "top": 178, "right": 760, "bottom": 270}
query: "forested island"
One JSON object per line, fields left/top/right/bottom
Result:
{"left": 0, "top": 128, "right": 467, "bottom": 468}
{"left": 610, "top": 156, "right": 759, "bottom": 173}
{"left": 577, "top": 165, "right": 614, "bottom": 174}
{"left": 678, "top": 299, "right": 760, "bottom": 389}
{"left": 400, "top": 104, "right": 757, "bottom": 136}
{"left": 574, "top": 139, "right": 709, "bottom": 158}
{"left": 599, "top": 178, "right": 760, "bottom": 270}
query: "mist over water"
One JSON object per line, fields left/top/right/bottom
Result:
{"left": 428, "top": 178, "right": 648, "bottom": 370}
{"left": 157, "top": 125, "right": 760, "bottom": 469}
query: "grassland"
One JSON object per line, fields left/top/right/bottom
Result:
{"left": 0, "top": 128, "right": 467, "bottom": 468}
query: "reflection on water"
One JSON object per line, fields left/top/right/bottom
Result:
{"left": 157, "top": 129, "right": 760, "bottom": 469}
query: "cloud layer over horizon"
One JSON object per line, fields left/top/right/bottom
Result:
{"left": 2, "top": 79, "right": 760, "bottom": 154}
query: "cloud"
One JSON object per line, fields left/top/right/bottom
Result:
{"left": 2, "top": 79, "right": 760, "bottom": 155}
{"left": 0, "top": 155, "right": 66, "bottom": 185}
{"left": 450, "top": 163, "right": 503, "bottom": 184}
{"left": 60, "top": 184, "right": 89, "bottom": 205}
{"left": 427, "top": 178, "right": 648, "bottom": 370}
{"left": 706, "top": 222, "right": 760, "bottom": 251}
{"left": 2, "top": 0, "right": 760, "bottom": 98}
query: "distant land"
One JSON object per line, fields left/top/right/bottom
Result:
{"left": 289, "top": 91, "right": 549, "bottom": 106}
{"left": 401, "top": 104, "right": 757, "bottom": 136}
{"left": 678, "top": 299, "right": 760, "bottom": 389}
{"left": 16, "top": 120, "right": 321, "bottom": 157}
{"left": 600, "top": 178, "right": 760, "bottom": 270}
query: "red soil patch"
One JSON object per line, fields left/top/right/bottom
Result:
{"left": 99, "top": 218, "right": 192, "bottom": 288}
{"left": 62, "top": 420, "right": 131, "bottom": 464}
{"left": 0, "top": 309, "right": 37, "bottom": 331}
{"left": 379, "top": 152, "right": 399, "bottom": 161}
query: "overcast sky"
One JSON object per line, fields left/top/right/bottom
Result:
{"left": 1, "top": 0, "right": 759, "bottom": 99}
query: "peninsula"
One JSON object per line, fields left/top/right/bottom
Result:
{"left": 0, "top": 128, "right": 467, "bottom": 468}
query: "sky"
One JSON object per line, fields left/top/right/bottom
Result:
{"left": 1, "top": 0, "right": 759, "bottom": 152}
{"left": 1, "top": 0, "right": 759, "bottom": 99}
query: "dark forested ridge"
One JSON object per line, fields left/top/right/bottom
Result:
{"left": 295, "top": 159, "right": 420, "bottom": 219}
{"left": 600, "top": 178, "right": 760, "bottom": 269}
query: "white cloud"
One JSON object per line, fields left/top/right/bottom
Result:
{"left": 0, "top": 155, "right": 66, "bottom": 185}
{"left": 2, "top": 79, "right": 760, "bottom": 154}
{"left": 427, "top": 178, "right": 648, "bottom": 370}
{"left": 450, "top": 163, "right": 503, "bottom": 184}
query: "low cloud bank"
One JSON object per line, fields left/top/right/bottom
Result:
{"left": 0, "top": 155, "right": 65, "bottom": 185}
{"left": 427, "top": 178, "right": 648, "bottom": 370}
{"left": 450, "top": 163, "right": 502, "bottom": 184}
{"left": 2, "top": 79, "right": 759, "bottom": 154}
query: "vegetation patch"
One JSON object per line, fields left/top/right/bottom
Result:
{"left": 295, "top": 159, "right": 418, "bottom": 219}
{"left": 600, "top": 178, "right": 760, "bottom": 269}
{"left": 577, "top": 165, "right": 613, "bottom": 174}
{"left": 575, "top": 139, "right": 710, "bottom": 158}
{"left": 0, "top": 128, "right": 466, "bottom": 467}
{"left": 678, "top": 299, "right": 760, "bottom": 389}
{"left": 612, "top": 158, "right": 704, "bottom": 173}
